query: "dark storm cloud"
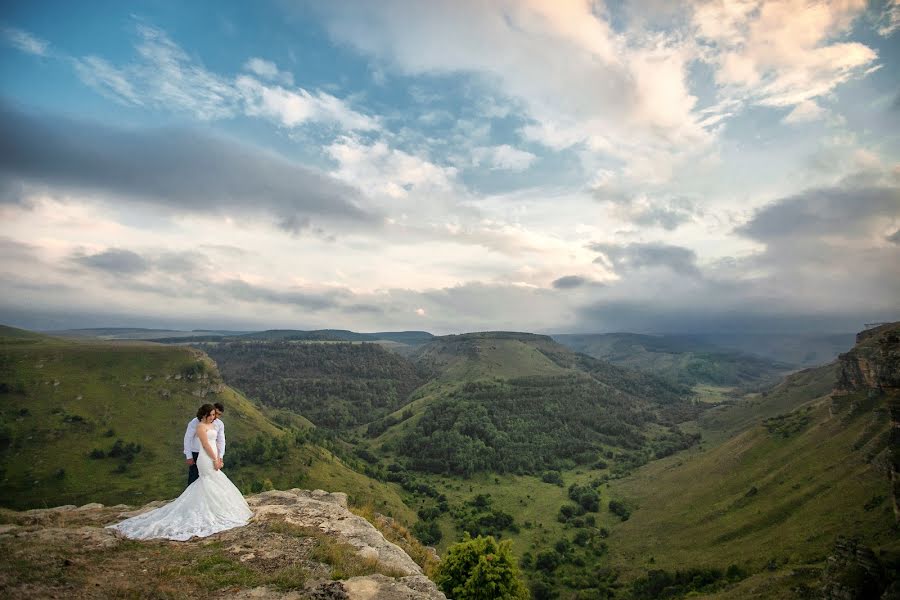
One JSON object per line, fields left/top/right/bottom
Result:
{"left": 56, "top": 244, "right": 362, "bottom": 314}
{"left": 574, "top": 173, "right": 900, "bottom": 334}
{"left": 72, "top": 248, "right": 150, "bottom": 275}
{"left": 0, "top": 103, "right": 379, "bottom": 231}
{"left": 590, "top": 242, "right": 700, "bottom": 276}
{"left": 575, "top": 299, "right": 870, "bottom": 335}
{"left": 736, "top": 182, "right": 899, "bottom": 241}
{"left": 552, "top": 275, "right": 588, "bottom": 289}
{"left": 217, "top": 279, "right": 346, "bottom": 311}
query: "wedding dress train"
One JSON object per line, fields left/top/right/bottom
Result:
{"left": 107, "top": 428, "right": 252, "bottom": 541}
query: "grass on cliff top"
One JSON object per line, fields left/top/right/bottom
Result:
{"left": 0, "top": 515, "right": 407, "bottom": 599}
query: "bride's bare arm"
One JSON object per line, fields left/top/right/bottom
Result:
{"left": 197, "top": 424, "right": 218, "bottom": 462}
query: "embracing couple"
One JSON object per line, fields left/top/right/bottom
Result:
{"left": 184, "top": 401, "right": 226, "bottom": 485}
{"left": 107, "top": 402, "right": 253, "bottom": 541}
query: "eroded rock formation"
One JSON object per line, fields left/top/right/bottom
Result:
{"left": 833, "top": 322, "right": 900, "bottom": 522}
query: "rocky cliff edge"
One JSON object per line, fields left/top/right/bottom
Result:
{"left": 0, "top": 488, "right": 446, "bottom": 599}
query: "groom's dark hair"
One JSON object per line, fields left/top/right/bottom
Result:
{"left": 197, "top": 403, "right": 215, "bottom": 420}
{"left": 214, "top": 402, "right": 225, "bottom": 413}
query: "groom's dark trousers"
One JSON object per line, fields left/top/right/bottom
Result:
{"left": 187, "top": 452, "right": 200, "bottom": 486}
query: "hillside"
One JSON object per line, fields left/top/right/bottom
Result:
{"left": 368, "top": 332, "right": 697, "bottom": 477}
{"left": 0, "top": 330, "right": 414, "bottom": 522}
{"left": 48, "top": 327, "right": 250, "bottom": 340}
{"left": 202, "top": 340, "right": 428, "bottom": 429}
{"left": 553, "top": 332, "right": 791, "bottom": 390}
{"left": 601, "top": 323, "right": 900, "bottom": 598}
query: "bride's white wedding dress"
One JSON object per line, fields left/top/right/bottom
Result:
{"left": 107, "top": 428, "right": 253, "bottom": 541}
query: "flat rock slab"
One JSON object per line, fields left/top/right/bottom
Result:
{"left": 249, "top": 489, "right": 424, "bottom": 578}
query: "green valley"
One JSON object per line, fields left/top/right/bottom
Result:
{"left": 2, "top": 322, "right": 897, "bottom": 599}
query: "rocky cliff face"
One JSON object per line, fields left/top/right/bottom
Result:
{"left": 820, "top": 536, "right": 896, "bottom": 600}
{"left": 835, "top": 323, "right": 900, "bottom": 396}
{"left": 0, "top": 488, "right": 446, "bottom": 599}
{"left": 833, "top": 322, "right": 900, "bottom": 523}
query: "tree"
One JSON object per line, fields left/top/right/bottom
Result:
{"left": 435, "top": 534, "right": 529, "bottom": 600}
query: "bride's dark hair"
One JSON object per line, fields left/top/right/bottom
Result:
{"left": 197, "top": 403, "right": 215, "bottom": 421}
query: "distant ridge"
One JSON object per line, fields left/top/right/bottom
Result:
{"left": 138, "top": 328, "right": 435, "bottom": 345}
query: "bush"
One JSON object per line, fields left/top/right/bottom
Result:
{"left": 535, "top": 550, "right": 560, "bottom": 573}
{"left": 630, "top": 566, "right": 745, "bottom": 599}
{"left": 608, "top": 500, "right": 631, "bottom": 521}
{"left": 568, "top": 483, "right": 600, "bottom": 512}
{"left": 435, "top": 534, "right": 528, "bottom": 600}
{"left": 418, "top": 506, "right": 442, "bottom": 521}
{"left": 412, "top": 520, "right": 442, "bottom": 546}
{"left": 558, "top": 503, "right": 585, "bottom": 523}
{"left": 542, "top": 471, "right": 564, "bottom": 486}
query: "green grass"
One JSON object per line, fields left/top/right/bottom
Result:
{"left": 698, "top": 363, "right": 838, "bottom": 444}
{"left": 693, "top": 384, "right": 736, "bottom": 404}
{"left": 605, "top": 390, "right": 897, "bottom": 589}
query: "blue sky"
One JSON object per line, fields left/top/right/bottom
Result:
{"left": 1, "top": 0, "right": 898, "bottom": 334}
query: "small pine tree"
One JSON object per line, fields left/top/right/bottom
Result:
{"left": 435, "top": 534, "right": 529, "bottom": 600}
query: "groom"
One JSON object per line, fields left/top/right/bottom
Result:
{"left": 183, "top": 402, "right": 226, "bottom": 486}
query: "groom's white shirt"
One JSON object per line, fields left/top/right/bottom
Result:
{"left": 183, "top": 417, "right": 225, "bottom": 459}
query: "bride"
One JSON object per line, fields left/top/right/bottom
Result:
{"left": 107, "top": 403, "right": 253, "bottom": 541}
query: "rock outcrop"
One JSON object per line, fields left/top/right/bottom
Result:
{"left": 834, "top": 323, "right": 900, "bottom": 397}
{"left": 0, "top": 489, "right": 446, "bottom": 599}
{"left": 820, "top": 536, "right": 896, "bottom": 600}
{"left": 833, "top": 322, "right": 900, "bottom": 522}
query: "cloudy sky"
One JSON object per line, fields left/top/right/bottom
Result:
{"left": 1, "top": 0, "right": 898, "bottom": 334}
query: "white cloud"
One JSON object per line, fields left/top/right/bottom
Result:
{"left": 875, "top": 0, "right": 900, "bottom": 36}
{"left": 69, "top": 24, "right": 375, "bottom": 130}
{"left": 472, "top": 145, "right": 537, "bottom": 172}
{"left": 326, "top": 136, "right": 457, "bottom": 199}
{"left": 782, "top": 99, "right": 827, "bottom": 124}
{"left": 236, "top": 76, "right": 379, "bottom": 131}
{"left": 693, "top": 0, "right": 877, "bottom": 109}
{"left": 1, "top": 26, "right": 49, "bottom": 56}
{"left": 243, "top": 57, "right": 294, "bottom": 85}
{"left": 72, "top": 56, "right": 144, "bottom": 106}
{"left": 131, "top": 24, "right": 241, "bottom": 120}
{"left": 312, "top": 0, "right": 712, "bottom": 177}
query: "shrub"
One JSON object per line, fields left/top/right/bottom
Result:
{"left": 558, "top": 503, "right": 585, "bottom": 523}
{"left": 542, "top": 471, "right": 564, "bottom": 486}
{"left": 418, "top": 506, "right": 442, "bottom": 521}
{"left": 608, "top": 500, "right": 631, "bottom": 521}
{"left": 412, "top": 520, "right": 442, "bottom": 546}
{"left": 535, "top": 550, "right": 560, "bottom": 573}
{"left": 435, "top": 534, "right": 528, "bottom": 600}
{"left": 568, "top": 483, "right": 600, "bottom": 512}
